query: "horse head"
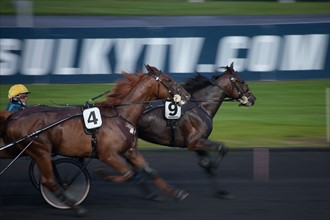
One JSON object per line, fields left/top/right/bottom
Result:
{"left": 216, "top": 62, "right": 256, "bottom": 107}
{"left": 145, "top": 64, "right": 190, "bottom": 106}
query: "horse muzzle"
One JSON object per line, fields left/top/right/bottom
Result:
{"left": 239, "top": 95, "right": 256, "bottom": 107}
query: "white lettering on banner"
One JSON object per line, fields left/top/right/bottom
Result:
{"left": 169, "top": 38, "right": 204, "bottom": 73}
{"left": 115, "top": 38, "right": 145, "bottom": 74}
{"left": 21, "top": 39, "right": 54, "bottom": 75}
{"left": 247, "top": 36, "right": 281, "bottom": 72}
{"left": 114, "top": 38, "right": 204, "bottom": 74}
{"left": 54, "top": 39, "right": 78, "bottom": 75}
{"left": 0, "top": 39, "right": 20, "bottom": 76}
{"left": 144, "top": 38, "right": 169, "bottom": 71}
{"left": 280, "top": 34, "right": 329, "bottom": 71}
{"left": 0, "top": 34, "right": 329, "bottom": 77}
{"left": 79, "top": 39, "right": 113, "bottom": 74}
{"left": 216, "top": 36, "right": 249, "bottom": 72}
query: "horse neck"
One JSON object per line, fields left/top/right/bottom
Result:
{"left": 115, "top": 78, "right": 157, "bottom": 125}
{"left": 192, "top": 85, "right": 227, "bottom": 118}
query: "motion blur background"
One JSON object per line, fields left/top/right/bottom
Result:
{"left": 0, "top": 0, "right": 329, "bottom": 148}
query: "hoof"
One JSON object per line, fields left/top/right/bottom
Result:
{"left": 175, "top": 190, "right": 189, "bottom": 201}
{"left": 217, "top": 190, "right": 234, "bottom": 200}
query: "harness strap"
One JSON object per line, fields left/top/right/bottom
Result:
{"left": 91, "top": 130, "right": 98, "bottom": 158}
{"left": 168, "top": 119, "right": 178, "bottom": 147}
{"left": 82, "top": 104, "right": 99, "bottom": 158}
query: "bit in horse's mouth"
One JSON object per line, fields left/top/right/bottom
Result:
{"left": 179, "top": 100, "right": 186, "bottom": 106}
{"left": 173, "top": 94, "right": 182, "bottom": 103}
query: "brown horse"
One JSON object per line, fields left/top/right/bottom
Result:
{"left": 0, "top": 65, "right": 190, "bottom": 215}
{"left": 137, "top": 63, "right": 256, "bottom": 198}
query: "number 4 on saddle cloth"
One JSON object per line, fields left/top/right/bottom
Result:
{"left": 83, "top": 107, "right": 103, "bottom": 130}
{"left": 82, "top": 104, "right": 103, "bottom": 157}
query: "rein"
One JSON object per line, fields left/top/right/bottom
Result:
{"left": 189, "top": 70, "right": 241, "bottom": 104}
{"left": 208, "top": 77, "right": 230, "bottom": 97}
{"left": 0, "top": 113, "right": 82, "bottom": 152}
{"left": 189, "top": 98, "right": 239, "bottom": 103}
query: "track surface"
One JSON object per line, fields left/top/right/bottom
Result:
{"left": 0, "top": 148, "right": 329, "bottom": 220}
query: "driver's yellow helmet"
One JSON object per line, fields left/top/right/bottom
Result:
{"left": 8, "top": 84, "right": 30, "bottom": 99}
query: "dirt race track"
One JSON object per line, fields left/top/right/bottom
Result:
{"left": 0, "top": 148, "right": 329, "bottom": 220}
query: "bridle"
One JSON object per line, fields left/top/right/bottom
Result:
{"left": 147, "top": 71, "right": 183, "bottom": 104}
{"left": 208, "top": 67, "right": 252, "bottom": 104}
{"left": 227, "top": 68, "right": 252, "bottom": 104}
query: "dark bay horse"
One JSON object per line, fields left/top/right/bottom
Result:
{"left": 137, "top": 63, "right": 256, "bottom": 198}
{"left": 0, "top": 65, "right": 190, "bottom": 215}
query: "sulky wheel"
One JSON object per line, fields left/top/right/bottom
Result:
{"left": 39, "top": 158, "right": 91, "bottom": 209}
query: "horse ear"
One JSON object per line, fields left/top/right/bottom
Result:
{"left": 145, "top": 64, "right": 154, "bottom": 73}
{"left": 230, "top": 62, "right": 234, "bottom": 69}
{"left": 144, "top": 64, "right": 159, "bottom": 74}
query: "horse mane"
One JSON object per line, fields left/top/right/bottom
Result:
{"left": 183, "top": 73, "right": 213, "bottom": 93}
{"left": 184, "top": 63, "right": 242, "bottom": 94}
{"left": 103, "top": 71, "right": 146, "bottom": 105}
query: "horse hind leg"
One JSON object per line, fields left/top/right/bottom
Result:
{"left": 33, "top": 156, "right": 87, "bottom": 216}
{"left": 0, "top": 147, "right": 14, "bottom": 158}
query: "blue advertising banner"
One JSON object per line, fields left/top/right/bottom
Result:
{"left": 0, "top": 22, "right": 329, "bottom": 84}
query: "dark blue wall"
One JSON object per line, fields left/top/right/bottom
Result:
{"left": 1, "top": 22, "right": 329, "bottom": 84}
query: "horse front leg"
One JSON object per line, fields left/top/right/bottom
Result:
{"left": 124, "top": 148, "right": 189, "bottom": 201}
{"left": 95, "top": 153, "right": 136, "bottom": 183}
{"left": 195, "top": 150, "right": 232, "bottom": 199}
{"left": 188, "top": 137, "right": 228, "bottom": 168}
{"left": 186, "top": 136, "right": 231, "bottom": 199}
